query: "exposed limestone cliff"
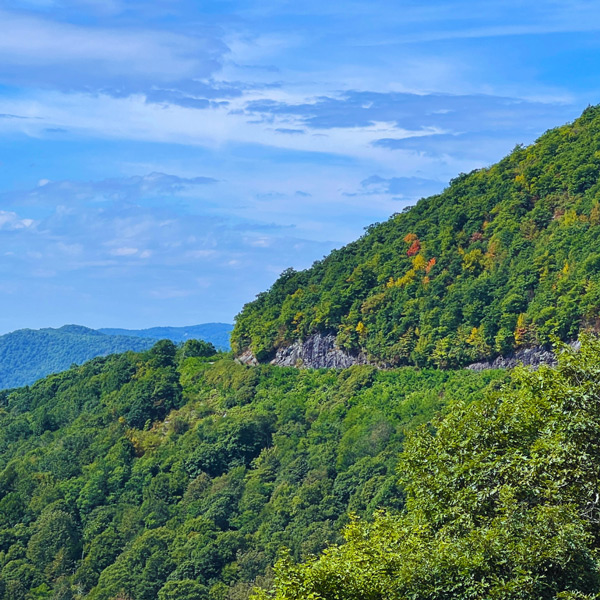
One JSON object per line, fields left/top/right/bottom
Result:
{"left": 237, "top": 333, "right": 371, "bottom": 369}
{"left": 237, "top": 349, "right": 259, "bottom": 366}
{"left": 466, "top": 346, "right": 557, "bottom": 371}
{"left": 466, "top": 341, "right": 580, "bottom": 371}
{"left": 270, "top": 333, "right": 370, "bottom": 368}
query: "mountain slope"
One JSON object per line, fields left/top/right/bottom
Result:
{"left": 98, "top": 323, "right": 232, "bottom": 350}
{"left": 0, "top": 342, "right": 503, "bottom": 599}
{"left": 254, "top": 338, "right": 600, "bottom": 600}
{"left": 233, "top": 105, "right": 600, "bottom": 368}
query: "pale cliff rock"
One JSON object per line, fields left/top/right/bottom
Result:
{"left": 236, "top": 333, "right": 371, "bottom": 369}
{"left": 237, "top": 349, "right": 259, "bottom": 366}
{"left": 466, "top": 341, "right": 580, "bottom": 371}
{"left": 270, "top": 333, "right": 370, "bottom": 369}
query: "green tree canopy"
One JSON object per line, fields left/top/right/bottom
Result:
{"left": 254, "top": 337, "right": 600, "bottom": 600}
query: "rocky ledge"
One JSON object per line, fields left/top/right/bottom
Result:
{"left": 237, "top": 335, "right": 579, "bottom": 371}
{"left": 237, "top": 333, "right": 371, "bottom": 369}
{"left": 466, "top": 341, "right": 580, "bottom": 371}
{"left": 271, "top": 333, "right": 370, "bottom": 369}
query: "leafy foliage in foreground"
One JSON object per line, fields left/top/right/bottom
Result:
{"left": 255, "top": 337, "right": 600, "bottom": 600}
{"left": 233, "top": 105, "right": 600, "bottom": 368}
{"left": 0, "top": 340, "right": 503, "bottom": 599}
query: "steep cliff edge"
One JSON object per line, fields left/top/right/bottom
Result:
{"left": 271, "top": 333, "right": 370, "bottom": 368}
{"left": 237, "top": 333, "right": 371, "bottom": 368}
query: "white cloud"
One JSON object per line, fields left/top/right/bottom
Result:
{"left": 0, "top": 9, "right": 226, "bottom": 90}
{"left": 0, "top": 210, "right": 35, "bottom": 230}
{"left": 150, "top": 287, "right": 193, "bottom": 299}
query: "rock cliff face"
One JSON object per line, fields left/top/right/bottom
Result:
{"left": 466, "top": 346, "right": 556, "bottom": 371}
{"left": 236, "top": 349, "right": 259, "bottom": 366}
{"left": 270, "top": 333, "right": 370, "bottom": 368}
{"left": 466, "top": 341, "right": 580, "bottom": 371}
{"left": 237, "top": 335, "right": 578, "bottom": 371}
{"left": 237, "top": 333, "right": 371, "bottom": 369}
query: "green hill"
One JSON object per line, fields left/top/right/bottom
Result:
{"left": 233, "top": 105, "right": 600, "bottom": 368}
{"left": 0, "top": 326, "right": 155, "bottom": 389}
{"left": 256, "top": 337, "right": 600, "bottom": 600}
{"left": 0, "top": 323, "right": 231, "bottom": 390}
{"left": 0, "top": 340, "right": 504, "bottom": 599}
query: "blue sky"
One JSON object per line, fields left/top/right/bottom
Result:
{"left": 1, "top": 0, "right": 599, "bottom": 333}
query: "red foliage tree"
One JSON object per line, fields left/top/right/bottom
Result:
{"left": 407, "top": 240, "right": 421, "bottom": 256}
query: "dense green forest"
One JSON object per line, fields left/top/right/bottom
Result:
{"left": 232, "top": 105, "right": 600, "bottom": 368}
{"left": 0, "top": 326, "right": 155, "bottom": 389}
{"left": 254, "top": 337, "right": 600, "bottom": 600}
{"left": 7, "top": 105, "right": 600, "bottom": 600}
{"left": 0, "top": 340, "right": 504, "bottom": 599}
{"left": 0, "top": 324, "right": 231, "bottom": 389}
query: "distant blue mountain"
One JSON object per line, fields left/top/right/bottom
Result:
{"left": 0, "top": 323, "right": 232, "bottom": 389}
{"left": 97, "top": 323, "right": 233, "bottom": 350}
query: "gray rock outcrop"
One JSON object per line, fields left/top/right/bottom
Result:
{"left": 237, "top": 335, "right": 580, "bottom": 371}
{"left": 236, "top": 333, "right": 371, "bottom": 369}
{"left": 237, "top": 349, "right": 259, "bottom": 366}
{"left": 270, "top": 333, "right": 370, "bottom": 369}
{"left": 466, "top": 341, "right": 580, "bottom": 371}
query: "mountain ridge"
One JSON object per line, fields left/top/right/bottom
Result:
{"left": 98, "top": 323, "right": 232, "bottom": 349}
{"left": 232, "top": 105, "right": 600, "bottom": 369}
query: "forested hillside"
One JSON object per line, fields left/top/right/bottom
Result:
{"left": 0, "top": 326, "right": 155, "bottom": 389}
{"left": 0, "top": 324, "right": 231, "bottom": 389}
{"left": 0, "top": 340, "right": 503, "bottom": 599}
{"left": 233, "top": 105, "right": 600, "bottom": 368}
{"left": 255, "top": 337, "right": 600, "bottom": 600}
{"left": 7, "top": 100, "right": 600, "bottom": 600}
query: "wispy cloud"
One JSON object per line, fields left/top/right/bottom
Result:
{"left": 11, "top": 172, "right": 218, "bottom": 207}
{"left": 356, "top": 175, "right": 445, "bottom": 199}
{"left": 0, "top": 8, "right": 227, "bottom": 93}
{"left": 245, "top": 91, "right": 570, "bottom": 132}
{"left": 0, "top": 0, "right": 596, "bottom": 332}
{"left": 0, "top": 112, "right": 34, "bottom": 119}
{"left": 0, "top": 171, "right": 336, "bottom": 330}
{"left": 0, "top": 210, "right": 35, "bottom": 230}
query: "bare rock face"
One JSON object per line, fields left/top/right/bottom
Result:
{"left": 466, "top": 341, "right": 580, "bottom": 371}
{"left": 238, "top": 335, "right": 580, "bottom": 372}
{"left": 269, "top": 333, "right": 369, "bottom": 369}
{"left": 237, "top": 349, "right": 259, "bottom": 366}
{"left": 235, "top": 334, "right": 370, "bottom": 369}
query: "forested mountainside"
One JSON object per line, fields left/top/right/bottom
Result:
{"left": 233, "top": 105, "right": 600, "bottom": 368}
{"left": 0, "top": 326, "right": 155, "bottom": 389}
{"left": 0, "top": 340, "right": 503, "bottom": 599}
{"left": 0, "top": 324, "right": 231, "bottom": 390}
{"left": 255, "top": 337, "right": 600, "bottom": 600}
{"left": 98, "top": 324, "right": 233, "bottom": 351}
